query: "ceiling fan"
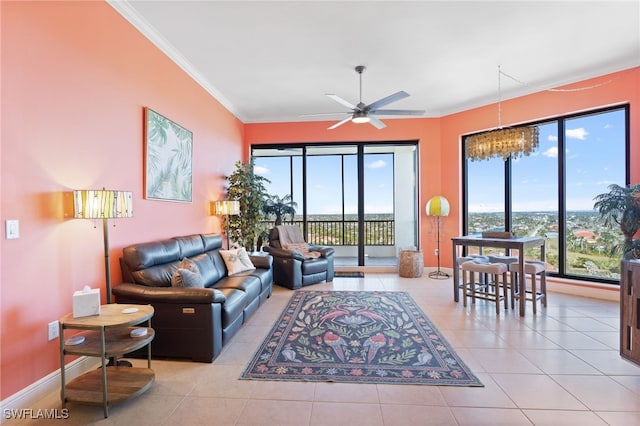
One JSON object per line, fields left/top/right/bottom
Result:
{"left": 303, "top": 65, "right": 425, "bottom": 130}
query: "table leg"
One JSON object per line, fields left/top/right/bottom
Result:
{"left": 519, "top": 249, "right": 526, "bottom": 317}
{"left": 452, "top": 243, "right": 459, "bottom": 302}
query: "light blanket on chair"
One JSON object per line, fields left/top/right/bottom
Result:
{"left": 276, "top": 225, "right": 321, "bottom": 259}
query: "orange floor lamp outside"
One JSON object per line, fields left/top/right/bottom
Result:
{"left": 426, "top": 195, "right": 450, "bottom": 279}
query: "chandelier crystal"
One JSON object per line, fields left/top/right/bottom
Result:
{"left": 465, "top": 66, "right": 540, "bottom": 162}
{"left": 466, "top": 126, "right": 539, "bottom": 161}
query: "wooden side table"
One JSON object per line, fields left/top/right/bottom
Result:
{"left": 59, "top": 304, "right": 155, "bottom": 418}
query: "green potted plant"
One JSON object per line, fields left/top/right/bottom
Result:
{"left": 593, "top": 183, "right": 640, "bottom": 259}
{"left": 225, "top": 158, "right": 270, "bottom": 251}
{"left": 263, "top": 194, "right": 297, "bottom": 226}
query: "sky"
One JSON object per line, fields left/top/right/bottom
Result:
{"left": 467, "top": 107, "right": 626, "bottom": 212}
{"left": 254, "top": 107, "right": 626, "bottom": 216}
{"left": 255, "top": 153, "right": 395, "bottom": 215}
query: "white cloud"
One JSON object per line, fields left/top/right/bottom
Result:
{"left": 368, "top": 160, "right": 386, "bottom": 169}
{"left": 566, "top": 127, "right": 588, "bottom": 140}
{"left": 543, "top": 147, "right": 558, "bottom": 158}
{"left": 254, "top": 165, "right": 270, "bottom": 175}
{"left": 548, "top": 134, "right": 558, "bottom": 142}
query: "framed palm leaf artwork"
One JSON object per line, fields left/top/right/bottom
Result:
{"left": 144, "top": 108, "right": 193, "bottom": 202}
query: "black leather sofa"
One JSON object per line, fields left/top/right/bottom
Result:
{"left": 263, "top": 226, "right": 334, "bottom": 290}
{"left": 112, "top": 233, "right": 272, "bottom": 362}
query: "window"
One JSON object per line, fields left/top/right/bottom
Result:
{"left": 463, "top": 105, "right": 629, "bottom": 283}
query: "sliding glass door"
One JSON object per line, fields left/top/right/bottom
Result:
{"left": 253, "top": 142, "right": 418, "bottom": 267}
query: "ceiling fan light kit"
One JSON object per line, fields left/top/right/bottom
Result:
{"left": 317, "top": 65, "right": 425, "bottom": 130}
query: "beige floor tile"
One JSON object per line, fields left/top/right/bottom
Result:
{"left": 190, "top": 365, "right": 256, "bottom": 398}
{"left": 236, "top": 399, "right": 313, "bottom": 425}
{"left": 571, "top": 349, "right": 640, "bottom": 375}
{"left": 310, "top": 401, "right": 383, "bottom": 426}
{"left": 611, "top": 374, "right": 640, "bottom": 394}
{"left": 468, "top": 348, "right": 544, "bottom": 374}
{"left": 595, "top": 411, "right": 640, "bottom": 426}
{"left": 249, "top": 380, "right": 316, "bottom": 401}
{"left": 490, "top": 373, "right": 587, "bottom": 410}
{"left": 380, "top": 404, "right": 457, "bottom": 425}
{"left": 551, "top": 374, "right": 640, "bottom": 411}
{"left": 314, "top": 382, "right": 380, "bottom": 403}
{"left": 439, "top": 373, "right": 517, "bottom": 408}
{"left": 522, "top": 409, "right": 608, "bottom": 425}
{"left": 450, "top": 406, "right": 533, "bottom": 425}
{"left": 163, "top": 396, "right": 247, "bottom": 426}
{"left": 536, "top": 331, "right": 612, "bottom": 350}
{"left": 376, "top": 383, "right": 447, "bottom": 406}
{"left": 517, "top": 349, "right": 603, "bottom": 375}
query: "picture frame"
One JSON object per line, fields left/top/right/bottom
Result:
{"left": 144, "top": 107, "right": 193, "bottom": 202}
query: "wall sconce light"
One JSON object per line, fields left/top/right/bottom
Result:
{"left": 212, "top": 200, "right": 240, "bottom": 249}
{"left": 426, "top": 195, "right": 450, "bottom": 279}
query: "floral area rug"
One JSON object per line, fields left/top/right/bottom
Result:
{"left": 240, "top": 290, "right": 483, "bottom": 386}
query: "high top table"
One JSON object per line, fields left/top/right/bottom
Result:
{"left": 451, "top": 235, "right": 546, "bottom": 317}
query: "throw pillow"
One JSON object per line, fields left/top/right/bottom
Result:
{"left": 171, "top": 268, "right": 204, "bottom": 288}
{"left": 220, "top": 247, "right": 255, "bottom": 275}
{"left": 171, "top": 257, "right": 204, "bottom": 288}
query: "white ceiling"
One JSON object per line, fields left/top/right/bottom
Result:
{"left": 110, "top": 1, "right": 640, "bottom": 126}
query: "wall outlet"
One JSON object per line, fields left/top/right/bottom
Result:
{"left": 48, "top": 320, "right": 59, "bottom": 341}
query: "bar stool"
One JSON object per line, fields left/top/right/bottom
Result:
{"left": 455, "top": 255, "right": 489, "bottom": 300}
{"left": 488, "top": 255, "right": 518, "bottom": 309}
{"left": 460, "top": 260, "right": 508, "bottom": 314}
{"left": 508, "top": 260, "right": 547, "bottom": 314}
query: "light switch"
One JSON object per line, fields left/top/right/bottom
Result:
{"left": 6, "top": 220, "right": 19, "bottom": 239}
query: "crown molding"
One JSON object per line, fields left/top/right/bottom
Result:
{"left": 106, "top": 0, "right": 242, "bottom": 121}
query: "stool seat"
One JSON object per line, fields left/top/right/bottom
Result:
{"left": 461, "top": 261, "right": 507, "bottom": 274}
{"left": 488, "top": 255, "right": 518, "bottom": 265}
{"left": 460, "top": 260, "right": 508, "bottom": 314}
{"left": 509, "top": 260, "right": 546, "bottom": 274}
{"left": 509, "top": 260, "right": 547, "bottom": 314}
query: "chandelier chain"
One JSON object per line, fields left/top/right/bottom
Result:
{"left": 499, "top": 68, "right": 620, "bottom": 92}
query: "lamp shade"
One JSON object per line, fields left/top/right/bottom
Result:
{"left": 213, "top": 200, "right": 240, "bottom": 215}
{"left": 425, "top": 195, "right": 450, "bottom": 217}
{"left": 73, "top": 190, "right": 133, "bottom": 219}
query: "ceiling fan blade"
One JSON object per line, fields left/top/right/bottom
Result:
{"left": 326, "top": 94, "right": 357, "bottom": 110}
{"left": 328, "top": 116, "right": 352, "bottom": 130}
{"left": 369, "top": 116, "right": 386, "bottom": 129}
{"left": 370, "top": 109, "right": 425, "bottom": 116}
{"left": 367, "top": 90, "right": 410, "bottom": 111}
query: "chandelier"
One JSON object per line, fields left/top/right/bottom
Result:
{"left": 465, "top": 66, "right": 539, "bottom": 162}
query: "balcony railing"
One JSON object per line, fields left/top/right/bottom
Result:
{"left": 263, "top": 219, "right": 395, "bottom": 246}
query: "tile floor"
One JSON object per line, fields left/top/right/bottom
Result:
{"left": 10, "top": 274, "right": 640, "bottom": 425}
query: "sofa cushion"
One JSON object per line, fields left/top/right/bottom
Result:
{"left": 219, "top": 248, "right": 255, "bottom": 275}
{"left": 301, "top": 257, "right": 329, "bottom": 275}
{"left": 171, "top": 258, "right": 204, "bottom": 288}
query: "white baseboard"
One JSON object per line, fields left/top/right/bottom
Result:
{"left": 0, "top": 357, "right": 100, "bottom": 424}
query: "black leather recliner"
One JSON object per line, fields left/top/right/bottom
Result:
{"left": 263, "top": 225, "right": 334, "bottom": 289}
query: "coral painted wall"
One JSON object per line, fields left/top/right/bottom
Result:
{"left": 246, "top": 67, "right": 640, "bottom": 270}
{"left": 1, "top": 2, "right": 243, "bottom": 399}
{"left": 1, "top": 0, "right": 638, "bottom": 404}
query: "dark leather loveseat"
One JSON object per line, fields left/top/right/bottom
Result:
{"left": 112, "top": 233, "right": 273, "bottom": 362}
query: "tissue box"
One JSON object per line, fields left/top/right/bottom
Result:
{"left": 73, "top": 288, "right": 101, "bottom": 318}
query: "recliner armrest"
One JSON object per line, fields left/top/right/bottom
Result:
{"left": 263, "top": 246, "right": 306, "bottom": 261}
{"left": 309, "top": 245, "right": 335, "bottom": 258}
{"left": 112, "top": 282, "right": 226, "bottom": 304}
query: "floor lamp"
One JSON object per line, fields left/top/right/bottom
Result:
{"left": 213, "top": 200, "right": 240, "bottom": 249}
{"left": 74, "top": 189, "right": 133, "bottom": 366}
{"left": 426, "top": 195, "right": 450, "bottom": 279}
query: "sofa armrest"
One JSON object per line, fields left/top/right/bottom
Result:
{"left": 112, "top": 283, "right": 226, "bottom": 304}
{"left": 309, "top": 245, "right": 335, "bottom": 258}
{"left": 249, "top": 253, "right": 273, "bottom": 269}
